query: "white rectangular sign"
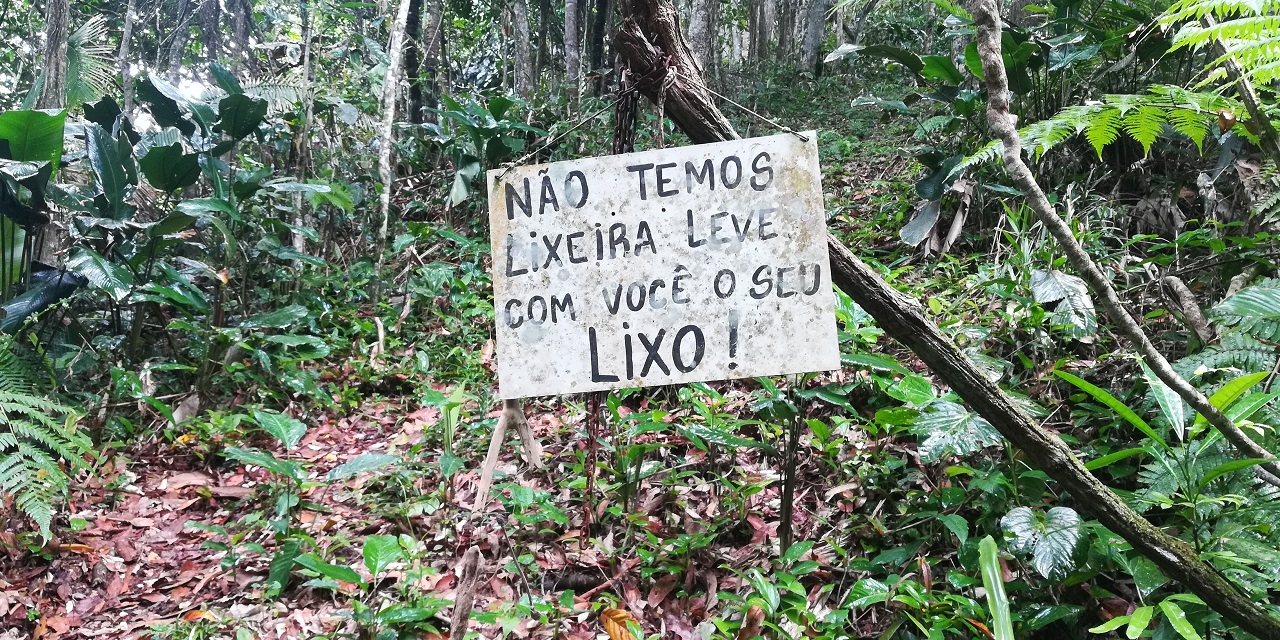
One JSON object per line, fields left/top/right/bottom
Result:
{"left": 487, "top": 132, "right": 839, "bottom": 399}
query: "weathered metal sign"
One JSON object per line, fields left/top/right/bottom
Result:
{"left": 487, "top": 131, "right": 839, "bottom": 399}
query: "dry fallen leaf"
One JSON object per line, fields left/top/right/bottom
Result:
{"left": 735, "top": 605, "right": 764, "bottom": 640}
{"left": 601, "top": 607, "right": 637, "bottom": 640}
{"left": 182, "top": 610, "right": 215, "bottom": 622}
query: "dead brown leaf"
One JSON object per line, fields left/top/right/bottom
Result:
{"left": 601, "top": 608, "right": 637, "bottom": 640}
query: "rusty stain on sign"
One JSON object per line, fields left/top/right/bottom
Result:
{"left": 487, "top": 131, "right": 839, "bottom": 399}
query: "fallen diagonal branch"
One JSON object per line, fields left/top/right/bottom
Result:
{"left": 971, "top": 1, "right": 1280, "bottom": 488}
{"left": 613, "top": 0, "right": 1280, "bottom": 634}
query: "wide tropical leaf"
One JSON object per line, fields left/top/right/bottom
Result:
{"left": 139, "top": 143, "right": 200, "bottom": 192}
{"left": 1002, "top": 506, "right": 1083, "bottom": 581}
{"left": 66, "top": 247, "right": 132, "bottom": 301}
{"left": 0, "top": 110, "right": 66, "bottom": 171}
{"left": 912, "top": 400, "right": 1002, "bottom": 463}
{"left": 216, "top": 94, "right": 268, "bottom": 140}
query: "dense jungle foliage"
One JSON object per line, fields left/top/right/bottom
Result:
{"left": 6, "top": 0, "right": 1280, "bottom": 638}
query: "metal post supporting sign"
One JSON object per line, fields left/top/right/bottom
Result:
{"left": 488, "top": 132, "right": 840, "bottom": 398}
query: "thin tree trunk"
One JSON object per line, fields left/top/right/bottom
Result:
{"left": 168, "top": 0, "right": 192, "bottom": 83}
{"left": 615, "top": 0, "right": 1280, "bottom": 635}
{"left": 687, "top": 0, "right": 716, "bottom": 77}
{"left": 292, "top": 0, "right": 313, "bottom": 257}
{"left": 566, "top": 0, "right": 581, "bottom": 96}
{"left": 230, "top": 0, "right": 253, "bottom": 72}
{"left": 535, "top": 0, "right": 550, "bottom": 78}
{"left": 423, "top": 0, "right": 443, "bottom": 122}
{"left": 119, "top": 0, "right": 137, "bottom": 113}
{"left": 404, "top": 0, "right": 425, "bottom": 122}
{"left": 374, "top": 0, "right": 414, "bottom": 300}
{"left": 37, "top": 0, "right": 69, "bottom": 109}
{"left": 800, "top": 0, "right": 826, "bottom": 74}
{"left": 201, "top": 0, "right": 222, "bottom": 63}
{"left": 775, "top": 0, "right": 795, "bottom": 61}
{"left": 587, "top": 0, "right": 610, "bottom": 93}
{"left": 512, "top": 0, "right": 535, "bottom": 98}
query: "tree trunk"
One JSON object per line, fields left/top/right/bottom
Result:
{"left": 119, "top": 0, "right": 137, "bottom": 113}
{"left": 168, "top": 0, "right": 192, "bottom": 84}
{"left": 404, "top": 0, "right": 425, "bottom": 123}
{"left": 374, "top": 0, "right": 415, "bottom": 300}
{"left": 230, "top": 0, "right": 254, "bottom": 72}
{"left": 535, "top": 0, "right": 550, "bottom": 79}
{"left": 512, "top": 0, "right": 535, "bottom": 99}
{"left": 800, "top": 0, "right": 826, "bottom": 74}
{"left": 586, "top": 0, "right": 611, "bottom": 93}
{"left": 565, "top": 0, "right": 581, "bottom": 95}
{"left": 422, "top": 0, "right": 443, "bottom": 122}
{"left": 747, "top": 0, "right": 770, "bottom": 64}
{"left": 201, "top": 0, "right": 223, "bottom": 63}
{"left": 775, "top": 0, "right": 796, "bottom": 61}
{"left": 615, "top": 0, "right": 1280, "bottom": 635}
{"left": 687, "top": 0, "right": 717, "bottom": 78}
{"left": 292, "top": 0, "right": 314, "bottom": 257}
{"left": 37, "top": 0, "right": 69, "bottom": 109}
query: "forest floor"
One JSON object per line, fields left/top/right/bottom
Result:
{"left": 2, "top": 76, "right": 933, "bottom": 640}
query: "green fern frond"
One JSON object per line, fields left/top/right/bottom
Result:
{"left": 1175, "top": 333, "right": 1279, "bottom": 380}
{"left": 1085, "top": 107, "right": 1123, "bottom": 158}
{"left": 1122, "top": 105, "right": 1168, "bottom": 156}
{"left": 0, "top": 337, "right": 87, "bottom": 542}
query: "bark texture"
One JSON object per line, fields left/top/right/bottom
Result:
{"left": 566, "top": 0, "right": 582, "bottom": 91}
{"left": 615, "top": 0, "right": 1280, "bottom": 634}
{"left": 511, "top": 0, "right": 535, "bottom": 98}
{"left": 37, "top": 0, "right": 69, "bottom": 109}
{"left": 800, "top": 0, "right": 827, "bottom": 74}
{"left": 168, "top": 0, "right": 192, "bottom": 83}
{"left": 373, "top": 0, "right": 415, "bottom": 296}
{"left": 687, "top": 0, "right": 717, "bottom": 77}
{"left": 118, "top": 0, "right": 137, "bottom": 113}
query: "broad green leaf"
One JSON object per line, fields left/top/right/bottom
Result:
{"left": 782, "top": 540, "right": 814, "bottom": 565}
{"left": 1090, "top": 616, "right": 1130, "bottom": 633}
{"left": 845, "top": 578, "right": 890, "bottom": 608}
{"left": 0, "top": 109, "right": 66, "bottom": 171}
{"left": 177, "top": 197, "right": 237, "bottom": 216}
{"left": 746, "top": 569, "right": 780, "bottom": 613}
{"left": 240, "top": 304, "right": 308, "bottom": 328}
{"left": 294, "top": 553, "right": 362, "bottom": 585}
{"left": 1001, "top": 506, "right": 1082, "bottom": 581}
{"left": 1127, "top": 557, "right": 1168, "bottom": 600}
{"left": 1158, "top": 600, "right": 1204, "bottom": 640}
{"left": 1143, "top": 363, "right": 1186, "bottom": 441}
{"left": 222, "top": 447, "right": 304, "bottom": 481}
{"left": 1126, "top": 606, "right": 1153, "bottom": 639}
{"left": 376, "top": 603, "right": 449, "bottom": 624}
{"left": 215, "top": 94, "right": 267, "bottom": 140}
{"left": 330, "top": 454, "right": 400, "bottom": 480}
{"left": 1192, "top": 371, "right": 1270, "bottom": 431}
{"left": 1198, "top": 458, "right": 1272, "bottom": 488}
{"left": 937, "top": 513, "right": 969, "bottom": 545}
{"left": 1086, "top": 447, "right": 1146, "bottom": 471}
{"left": 85, "top": 123, "right": 134, "bottom": 220}
{"left": 1031, "top": 270, "right": 1096, "bottom": 339}
{"left": 676, "top": 422, "right": 773, "bottom": 452}
{"left": 840, "top": 352, "right": 910, "bottom": 375}
{"left": 67, "top": 247, "right": 133, "bottom": 301}
{"left": 887, "top": 373, "right": 936, "bottom": 405}
{"left": 362, "top": 535, "right": 402, "bottom": 578}
{"left": 250, "top": 409, "right": 307, "bottom": 450}
{"left": 920, "top": 55, "right": 965, "bottom": 84}
{"left": 209, "top": 63, "right": 244, "bottom": 95}
{"left": 913, "top": 401, "right": 1002, "bottom": 463}
{"left": 1055, "top": 371, "right": 1166, "bottom": 449}
{"left": 267, "top": 539, "right": 301, "bottom": 592}
{"left": 139, "top": 142, "right": 200, "bottom": 192}
{"left": 978, "top": 536, "right": 1015, "bottom": 640}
